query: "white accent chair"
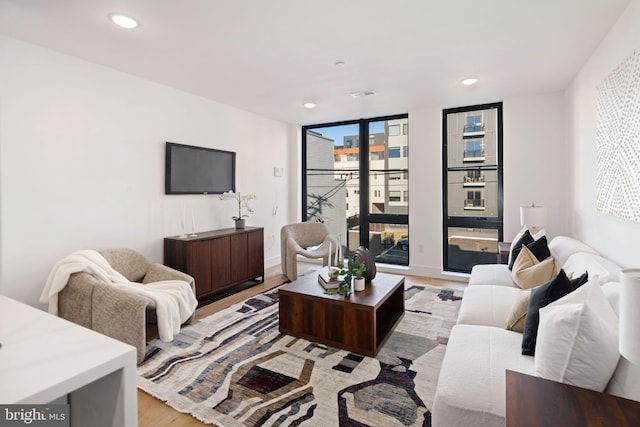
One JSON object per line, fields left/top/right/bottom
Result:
{"left": 280, "top": 223, "right": 338, "bottom": 282}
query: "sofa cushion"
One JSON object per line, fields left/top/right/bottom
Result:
{"left": 510, "top": 235, "right": 551, "bottom": 272}
{"left": 505, "top": 289, "right": 532, "bottom": 333}
{"left": 602, "top": 283, "right": 640, "bottom": 402}
{"left": 548, "top": 236, "right": 599, "bottom": 267}
{"left": 508, "top": 227, "right": 529, "bottom": 266}
{"left": 457, "top": 285, "right": 521, "bottom": 328}
{"left": 508, "top": 229, "right": 534, "bottom": 270}
{"left": 562, "top": 252, "right": 622, "bottom": 283}
{"left": 602, "top": 281, "right": 621, "bottom": 315}
{"left": 535, "top": 279, "right": 619, "bottom": 392}
{"left": 521, "top": 269, "right": 589, "bottom": 355}
{"left": 432, "top": 325, "right": 535, "bottom": 427}
{"left": 468, "top": 264, "right": 516, "bottom": 287}
{"left": 511, "top": 246, "right": 557, "bottom": 289}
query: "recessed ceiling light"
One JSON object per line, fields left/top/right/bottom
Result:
{"left": 304, "top": 102, "right": 317, "bottom": 109}
{"left": 108, "top": 14, "right": 139, "bottom": 29}
{"left": 461, "top": 78, "right": 479, "bottom": 86}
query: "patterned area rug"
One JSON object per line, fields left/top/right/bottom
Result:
{"left": 137, "top": 282, "right": 463, "bottom": 426}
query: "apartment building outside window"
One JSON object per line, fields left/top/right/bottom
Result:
{"left": 443, "top": 103, "right": 503, "bottom": 273}
{"left": 389, "top": 147, "right": 401, "bottom": 158}
{"left": 303, "top": 114, "right": 409, "bottom": 266}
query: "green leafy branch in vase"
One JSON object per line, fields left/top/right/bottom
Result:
{"left": 325, "top": 258, "right": 366, "bottom": 296}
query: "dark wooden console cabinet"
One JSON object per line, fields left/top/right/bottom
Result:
{"left": 164, "top": 227, "right": 264, "bottom": 305}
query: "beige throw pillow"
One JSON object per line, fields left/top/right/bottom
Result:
{"left": 511, "top": 246, "right": 557, "bottom": 289}
{"left": 506, "top": 289, "right": 531, "bottom": 332}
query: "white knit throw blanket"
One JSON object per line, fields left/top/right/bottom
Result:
{"left": 39, "top": 250, "right": 198, "bottom": 342}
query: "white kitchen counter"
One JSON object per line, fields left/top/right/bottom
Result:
{"left": 0, "top": 295, "right": 137, "bottom": 426}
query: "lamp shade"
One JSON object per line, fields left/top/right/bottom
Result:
{"left": 620, "top": 268, "right": 640, "bottom": 364}
{"left": 520, "top": 205, "right": 547, "bottom": 228}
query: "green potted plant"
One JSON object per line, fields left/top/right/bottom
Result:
{"left": 325, "top": 258, "right": 366, "bottom": 296}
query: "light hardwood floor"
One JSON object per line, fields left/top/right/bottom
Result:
{"left": 138, "top": 265, "right": 466, "bottom": 427}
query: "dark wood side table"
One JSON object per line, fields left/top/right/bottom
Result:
{"left": 506, "top": 370, "right": 640, "bottom": 427}
{"left": 499, "top": 242, "right": 511, "bottom": 264}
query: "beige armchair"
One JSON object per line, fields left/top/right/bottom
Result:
{"left": 57, "top": 248, "right": 196, "bottom": 364}
{"left": 281, "top": 223, "right": 339, "bottom": 281}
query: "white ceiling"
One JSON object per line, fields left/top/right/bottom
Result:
{"left": 0, "top": 0, "right": 631, "bottom": 125}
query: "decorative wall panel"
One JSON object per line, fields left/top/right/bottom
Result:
{"left": 596, "top": 50, "right": 640, "bottom": 222}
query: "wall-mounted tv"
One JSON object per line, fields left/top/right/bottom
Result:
{"left": 165, "top": 142, "right": 236, "bottom": 195}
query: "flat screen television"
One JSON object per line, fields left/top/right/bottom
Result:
{"left": 165, "top": 142, "right": 236, "bottom": 195}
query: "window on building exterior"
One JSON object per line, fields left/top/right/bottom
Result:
{"left": 389, "top": 147, "right": 401, "bottom": 158}
{"left": 402, "top": 146, "right": 409, "bottom": 157}
{"left": 389, "top": 172, "right": 401, "bottom": 180}
{"left": 403, "top": 123, "right": 409, "bottom": 135}
{"left": 404, "top": 190, "right": 409, "bottom": 202}
{"left": 389, "top": 191, "right": 401, "bottom": 201}
{"left": 466, "top": 115, "right": 481, "bottom": 129}
{"left": 465, "top": 140, "right": 483, "bottom": 158}
{"left": 466, "top": 190, "right": 482, "bottom": 206}
{"left": 388, "top": 125, "right": 401, "bottom": 136}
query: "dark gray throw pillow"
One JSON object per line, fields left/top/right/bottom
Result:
{"left": 521, "top": 269, "right": 589, "bottom": 356}
{"left": 526, "top": 235, "right": 551, "bottom": 262}
{"left": 508, "top": 230, "right": 534, "bottom": 270}
{"left": 509, "top": 234, "right": 551, "bottom": 271}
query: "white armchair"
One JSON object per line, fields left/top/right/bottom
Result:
{"left": 281, "top": 223, "right": 339, "bottom": 281}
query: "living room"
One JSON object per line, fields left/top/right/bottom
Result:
{"left": 1, "top": 0, "right": 640, "bottom": 426}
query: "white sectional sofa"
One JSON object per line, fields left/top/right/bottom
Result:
{"left": 431, "top": 235, "right": 640, "bottom": 427}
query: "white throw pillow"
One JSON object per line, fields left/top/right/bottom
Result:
{"left": 562, "top": 252, "right": 622, "bottom": 283}
{"left": 534, "top": 278, "right": 620, "bottom": 392}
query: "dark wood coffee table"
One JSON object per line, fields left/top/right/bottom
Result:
{"left": 278, "top": 272, "right": 405, "bottom": 357}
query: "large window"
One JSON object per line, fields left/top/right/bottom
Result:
{"left": 443, "top": 103, "right": 503, "bottom": 273}
{"left": 303, "top": 114, "right": 409, "bottom": 266}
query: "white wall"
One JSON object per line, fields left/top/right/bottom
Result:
{"left": 406, "top": 92, "right": 568, "bottom": 278}
{"left": 503, "top": 93, "right": 568, "bottom": 240}
{"left": 566, "top": 0, "right": 640, "bottom": 268}
{"left": 1, "top": 17, "right": 600, "bottom": 306}
{"left": 0, "top": 36, "right": 295, "bottom": 307}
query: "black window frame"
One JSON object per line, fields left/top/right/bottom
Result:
{"left": 442, "top": 102, "right": 504, "bottom": 273}
{"left": 302, "top": 113, "right": 409, "bottom": 254}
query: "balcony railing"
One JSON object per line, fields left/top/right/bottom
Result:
{"left": 463, "top": 124, "right": 485, "bottom": 133}
{"left": 464, "top": 175, "right": 486, "bottom": 186}
{"left": 463, "top": 150, "right": 486, "bottom": 162}
{"left": 464, "top": 199, "right": 485, "bottom": 210}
